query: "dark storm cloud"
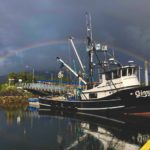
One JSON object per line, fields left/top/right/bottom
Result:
{"left": 0, "top": 0, "right": 150, "bottom": 75}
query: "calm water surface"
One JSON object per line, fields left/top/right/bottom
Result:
{"left": 0, "top": 107, "right": 150, "bottom": 150}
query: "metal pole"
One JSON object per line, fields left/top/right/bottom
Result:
{"left": 144, "top": 60, "right": 149, "bottom": 86}
{"left": 51, "top": 73, "right": 53, "bottom": 84}
{"left": 32, "top": 68, "right": 34, "bottom": 83}
{"left": 138, "top": 66, "right": 141, "bottom": 84}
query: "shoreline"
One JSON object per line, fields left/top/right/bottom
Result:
{"left": 0, "top": 95, "right": 36, "bottom": 108}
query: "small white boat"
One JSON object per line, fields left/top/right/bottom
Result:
{"left": 28, "top": 98, "right": 39, "bottom": 108}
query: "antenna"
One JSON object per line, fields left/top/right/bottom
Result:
{"left": 85, "top": 12, "right": 93, "bottom": 45}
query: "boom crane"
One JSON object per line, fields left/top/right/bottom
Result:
{"left": 69, "top": 37, "right": 85, "bottom": 73}
{"left": 57, "top": 57, "right": 87, "bottom": 85}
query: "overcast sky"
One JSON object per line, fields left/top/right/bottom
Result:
{"left": 0, "top": 0, "right": 150, "bottom": 75}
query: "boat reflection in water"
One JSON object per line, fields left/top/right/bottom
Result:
{"left": 39, "top": 108, "right": 150, "bottom": 150}
{"left": 0, "top": 106, "right": 149, "bottom": 150}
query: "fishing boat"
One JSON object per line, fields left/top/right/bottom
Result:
{"left": 39, "top": 13, "right": 150, "bottom": 115}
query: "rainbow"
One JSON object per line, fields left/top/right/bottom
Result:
{"left": 111, "top": 46, "right": 148, "bottom": 63}
{"left": 0, "top": 39, "right": 69, "bottom": 61}
{"left": 0, "top": 39, "right": 149, "bottom": 65}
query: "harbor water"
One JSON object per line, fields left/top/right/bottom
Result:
{"left": 0, "top": 106, "right": 149, "bottom": 150}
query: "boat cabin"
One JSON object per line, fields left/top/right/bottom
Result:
{"left": 81, "top": 65, "right": 140, "bottom": 100}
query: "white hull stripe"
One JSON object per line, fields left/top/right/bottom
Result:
{"left": 39, "top": 103, "right": 51, "bottom": 107}
{"left": 39, "top": 103, "right": 125, "bottom": 110}
{"left": 83, "top": 99, "right": 121, "bottom": 102}
{"left": 77, "top": 105, "right": 125, "bottom": 111}
{"left": 40, "top": 98, "right": 121, "bottom": 103}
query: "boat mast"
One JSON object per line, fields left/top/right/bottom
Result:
{"left": 85, "top": 12, "right": 94, "bottom": 85}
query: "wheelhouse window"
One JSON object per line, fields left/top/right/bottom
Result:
{"left": 106, "top": 69, "right": 121, "bottom": 80}
{"left": 89, "top": 93, "right": 97, "bottom": 99}
{"left": 132, "top": 67, "right": 137, "bottom": 75}
{"left": 121, "top": 67, "right": 137, "bottom": 77}
{"left": 128, "top": 67, "right": 132, "bottom": 76}
{"left": 106, "top": 72, "right": 111, "bottom": 80}
{"left": 105, "top": 67, "right": 137, "bottom": 78}
{"left": 112, "top": 70, "right": 120, "bottom": 79}
{"left": 122, "top": 68, "right": 127, "bottom": 76}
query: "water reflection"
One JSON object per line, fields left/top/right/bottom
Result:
{"left": 0, "top": 107, "right": 149, "bottom": 150}
{"left": 38, "top": 109, "right": 150, "bottom": 150}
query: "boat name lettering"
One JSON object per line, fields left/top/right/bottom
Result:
{"left": 135, "top": 90, "right": 150, "bottom": 98}
{"left": 137, "top": 133, "right": 150, "bottom": 144}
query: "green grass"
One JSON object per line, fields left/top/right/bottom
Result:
{"left": 0, "top": 84, "right": 33, "bottom": 96}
